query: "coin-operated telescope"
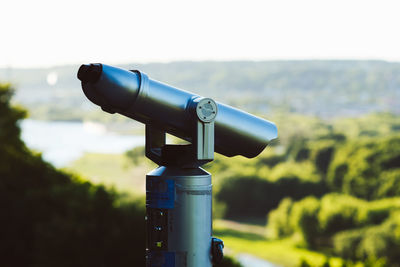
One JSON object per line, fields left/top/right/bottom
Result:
{"left": 78, "top": 64, "right": 277, "bottom": 267}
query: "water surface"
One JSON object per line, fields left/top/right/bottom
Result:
{"left": 20, "top": 119, "right": 144, "bottom": 166}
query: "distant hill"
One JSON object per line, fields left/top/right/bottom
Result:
{"left": 0, "top": 60, "right": 399, "bottom": 120}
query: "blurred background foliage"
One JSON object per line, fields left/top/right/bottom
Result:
{"left": 1, "top": 60, "right": 400, "bottom": 266}
{"left": 0, "top": 84, "right": 146, "bottom": 266}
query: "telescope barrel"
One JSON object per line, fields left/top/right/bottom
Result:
{"left": 79, "top": 64, "right": 277, "bottom": 158}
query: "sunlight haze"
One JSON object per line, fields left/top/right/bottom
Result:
{"left": 1, "top": 0, "right": 400, "bottom": 67}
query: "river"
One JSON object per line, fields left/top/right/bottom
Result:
{"left": 20, "top": 119, "right": 144, "bottom": 167}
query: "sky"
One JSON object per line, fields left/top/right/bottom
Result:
{"left": 1, "top": 0, "right": 400, "bottom": 68}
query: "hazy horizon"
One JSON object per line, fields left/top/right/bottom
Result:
{"left": 2, "top": 58, "right": 400, "bottom": 70}
{"left": 2, "top": 0, "right": 400, "bottom": 68}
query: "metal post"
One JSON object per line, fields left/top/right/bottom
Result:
{"left": 146, "top": 166, "right": 212, "bottom": 267}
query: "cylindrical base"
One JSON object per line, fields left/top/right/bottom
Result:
{"left": 146, "top": 166, "right": 212, "bottom": 267}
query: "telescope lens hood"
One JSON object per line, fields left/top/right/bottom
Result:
{"left": 78, "top": 64, "right": 102, "bottom": 83}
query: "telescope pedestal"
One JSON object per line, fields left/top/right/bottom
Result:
{"left": 146, "top": 166, "right": 212, "bottom": 267}
{"left": 77, "top": 63, "right": 276, "bottom": 266}
{"left": 144, "top": 97, "right": 223, "bottom": 267}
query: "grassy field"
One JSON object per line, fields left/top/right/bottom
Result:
{"left": 213, "top": 220, "right": 359, "bottom": 267}
{"left": 64, "top": 152, "right": 153, "bottom": 195}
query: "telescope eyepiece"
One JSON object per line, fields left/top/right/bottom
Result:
{"left": 78, "top": 63, "right": 102, "bottom": 83}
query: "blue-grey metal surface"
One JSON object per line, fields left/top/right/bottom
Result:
{"left": 146, "top": 166, "right": 212, "bottom": 267}
{"left": 80, "top": 64, "right": 278, "bottom": 158}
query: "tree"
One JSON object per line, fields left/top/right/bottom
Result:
{"left": 0, "top": 83, "right": 146, "bottom": 266}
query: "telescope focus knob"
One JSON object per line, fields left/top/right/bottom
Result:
{"left": 196, "top": 98, "right": 218, "bottom": 123}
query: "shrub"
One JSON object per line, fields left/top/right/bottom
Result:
{"left": 333, "top": 228, "right": 364, "bottom": 260}
{"left": 267, "top": 198, "right": 294, "bottom": 238}
{"left": 327, "top": 137, "right": 400, "bottom": 200}
{"left": 267, "top": 193, "right": 400, "bottom": 251}
{"left": 334, "top": 212, "right": 400, "bottom": 265}
{"left": 357, "top": 213, "right": 400, "bottom": 265}
{"left": 125, "top": 146, "right": 145, "bottom": 165}
{"left": 375, "top": 169, "right": 400, "bottom": 198}
{"left": 314, "top": 144, "right": 335, "bottom": 175}
{"left": 318, "top": 194, "right": 364, "bottom": 235}
{"left": 216, "top": 176, "right": 325, "bottom": 219}
{"left": 299, "top": 258, "right": 311, "bottom": 267}
{"left": 289, "top": 196, "right": 320, "bottom": 247}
